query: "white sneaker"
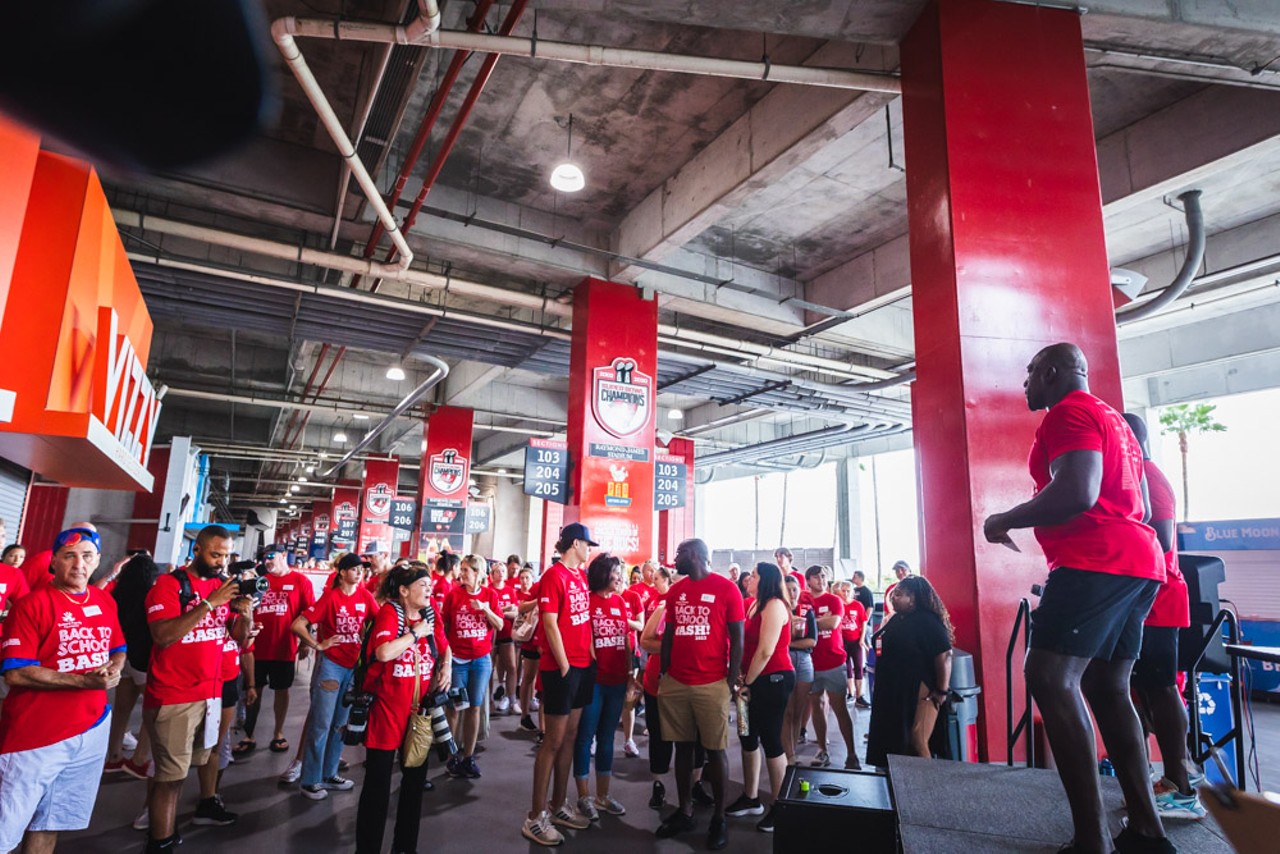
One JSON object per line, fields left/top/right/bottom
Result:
{"left": 577, "top": 796, "right": 600, "bottom": 823}
{"left": 623, "top": 739, "right": 639, "bottom": 757}
{"left": 510, "top": 700, "right": 523, "bottom": 716}
{"left": 1155, "top": 789, "right": 1207, "bottom": 821}
{"left": 123, "top": 731, "right": 138, "bottom": 751}
{"left": 496, "top": 696, "right": 511, "bottom": 712}
{"left": 551, "top": 803, "right": 591, "bottom": 830}
{"left": 301, "top": 784, "right": 328, "bottom": 801}
{"left": 531, "top": 696, "right": 541, "bottom": 712}
{"left": 131, "top": 807, "right": 149, "bottom": 831}
{"left": 279, "top": 760, "right": 302, "bottom": 784}
{"left": 522, "top": 810, "right": 565, "bottom": 846}
{"left": 321, "top": 775, "right": 355, "bottom": 791}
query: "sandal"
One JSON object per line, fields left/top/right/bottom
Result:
{"left": 232, "top": 739, "right": 257, "bottom": 756}
{"left": 269, "top": 738, "right": 289, "bottom": 753}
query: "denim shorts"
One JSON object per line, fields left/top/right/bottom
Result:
{"left": 789, "top": 649, "right": 814, "bottom": 683}
{"left": 450, "top": 655, "right": 493, "bottom": 710}
{"left": 0, "top": 713, "right": 109, "bottom": 850}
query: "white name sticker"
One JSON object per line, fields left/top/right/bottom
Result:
{"left": 610, "top": 608, "right": 621, "bottom": 616}
{"left": 700, "top": 593, "right": 716, "bottom": 604}
{"left": 83, "top": 605, "right": 103, "bottom": 617}
{"left": 283, "top": 585, "right": 294, "bottom": 591}
{"left": 355, "top": 603, "right": 366, "bottom": 612}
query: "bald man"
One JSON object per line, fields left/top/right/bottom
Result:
{"left": 984, "top": 343, "right": 1171, "bottom": 854}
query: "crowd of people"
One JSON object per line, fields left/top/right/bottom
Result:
{"left": 0, "top": 357, "right": 1203, "bottom": 854}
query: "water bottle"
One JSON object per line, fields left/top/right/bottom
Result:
{"left": 1099, "top": 758, "right": 1115, "bottom": 777}
{"left": 736, "top": 692, "right": 750, "bottom": 737}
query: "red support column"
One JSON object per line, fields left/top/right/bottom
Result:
{"left": 538, "top": 500, "right": 564, "bottom": 571}
{"left": 902, "top": 0, "right": 1125, "bottom": 762}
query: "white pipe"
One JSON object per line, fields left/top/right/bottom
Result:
{"left": 331, "top": 43, "right": 393, "bottom": 250}
{"left": 281, "top": 18, "right": 899, "bottom": 93}
{"left": 658, "top": 326, "right": 895, "bottom": 381}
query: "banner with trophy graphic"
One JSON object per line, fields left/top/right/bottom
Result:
{"left": 416, "top": 406, "right": 474, "bottom": 557}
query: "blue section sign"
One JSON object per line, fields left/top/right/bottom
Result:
{"left": 1178, "top": 518, "right": 1280, "bottom": 552}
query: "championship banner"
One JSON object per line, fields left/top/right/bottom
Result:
{"left": 330, "top": 486, "right": 360, "bottom": 552}
{"left": 566, "top": 278, "right": 657, "bottom": 565}
{"left": 358, "top": 458, "right": 399, "bottom": 555}
{"left": 309, "top": 500, "right": 331, "bottom": 560}
{"left": 416, "top": 406, "right": 473, "bottom": 557}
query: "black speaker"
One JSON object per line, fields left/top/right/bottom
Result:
{"left": 1178, "top": 553, "right": 1230, "bottom": 673}
{"left": 774, "top": 766, "right": 898, "bottom": 853}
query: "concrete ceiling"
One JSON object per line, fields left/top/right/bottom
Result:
{"left": 100, "top": 0, "right": 1280, "bottom": 517}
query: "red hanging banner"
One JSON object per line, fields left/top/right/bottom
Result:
{"left": 566, "top": 278, "right": 657, "bottom": 566}
{"left": 309, "top": 500, "right": 331, "bottom": 560}
{"left": 330, "top": 486, "right": 360, "bottom": 553}
{"left": 415, "top": 406, "right": 474, "bottom": 558}
{"left": 358, "top": 458, "right": 399, "bottom": 555}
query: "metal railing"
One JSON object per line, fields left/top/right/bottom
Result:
{"left": 1005, "top": 598, "right": 1035, "bottom": 767}
{"left": 1187, "top": 608, "right": 1247, "bottom": 790}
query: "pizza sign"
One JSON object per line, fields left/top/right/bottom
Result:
{"left": 429, "top": 448, "right": 468, "bottom": 496}
{"left": 365, "top": 483, "right": 393, "bottom": 517}
{"left": 592, "top": 356, "right": 652, "bottom": 439}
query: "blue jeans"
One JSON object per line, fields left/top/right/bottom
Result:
{"left": 573, "top": 681, "right": 627, "bottom": 779}
{"left": 451, "top": 655, "right": 493, "bottom": 709}
{"left": 301, "top": 654, "right": 356, "bottom": 786}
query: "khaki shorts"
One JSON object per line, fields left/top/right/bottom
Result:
{"left": 657, "top": 674, "right": 730, "bottom": 751}
{"left": 145, "top": 701, "right": 212, "bottom": 782}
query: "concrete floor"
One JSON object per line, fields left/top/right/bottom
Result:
{"left": 62, "top": 681, "right": 1280, "bottom": 853}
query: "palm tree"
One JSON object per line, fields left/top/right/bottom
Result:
{"left": 1157, "top": 403, "right": 1227, "bottom": 519}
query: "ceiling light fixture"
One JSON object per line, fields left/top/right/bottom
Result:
{"left": 668, "top": 408, "right": 684, "bottom": 421}
{"left": 279, "top": 498, "right": 287, "bottom": 504}
{"left": 298, "top": 476, "right": 308, "bottom": 483}
{"left": 386, "top": 364, "right": 406, "bottom": 381}
{"left": 353, "top": 413, "right": 370, "bottom": 421}
{"left": 549, "top": 114, "right": 585, "bottom": 193}
{"left": 305, "top": 465, "right": 316, "bottom": 473}
{"left": 290, "top": 484, "right": 300, "bottom": 493}
{"left": 333, "top": 431, "right": 348, "bottom": 444}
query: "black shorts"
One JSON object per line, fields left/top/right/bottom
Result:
{"left": 221, "top": 677, "right": 240, "bottom": 709}
{"left": 541, "top": 663, "right": 595, "bottom": 715}
{"left": 1131, "top": 626, "right": 1179, "bottom": 689}
{"left": 495, "top": 637, "right": 514, "bottom": 645}
{"left": 1030, "top": 568, "right": 1159, "bottom": 661}
{"left": 520, "top": 646, "right": 541, "bottom": 660}
{"left": 254, "top": 659, "right": 296, "bottom": 691}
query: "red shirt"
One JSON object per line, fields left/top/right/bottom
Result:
{"left": 643, "top": 606, "right": 666, "bottom": 696}
{"left": 664, "top": 572, "right": 745, "bottom": 686}
{"left": 840, "top": 597, "right": 868, "bottom": 642}
{"left": 625, "top": 582, "right": 656, "bottom": 617}
{"left": 442, "top": 584, "right": 501, "bottom": 660}
{"left": 0, "top": 585, "right": 124, "bottom": 753}
{"left": 589, "top": 593, "right": 633, "bottom": 686}
{"left": 364, "top": 603, "right": 436, "bottom": 750}
{"left": 536, "top": 562, "right": 592, "bottom": 671}
{"left": 490, "top": 582, "right": 520, "bottom": 640}
{"left": 145, "top": 571, "right": 227, "bottom": 707}
{"left": 811, "top": 592, "right": 846, "bottom": 671}
{"left": 429, "top": 573, "right": 452, "bottom": 616}
{"left": 221, "top": 612, "right": 242, "bottom": 682}
{"left": 1029, "top": 391, "right": 1163, "bottom": 581}
{"left": 743, "top": 599, "right": 793, "bottom": 679}
{"left": 253, "top": 571, "right": 316, "bottom": 661}
{"left": 0, "top": 563, "right": 30, "bottom": 614}
{"left": 303, "top": 585, "right": 378, "bottom": 669}
{"left": 1144, "top": 460, "right": 1191, "bottom": 628}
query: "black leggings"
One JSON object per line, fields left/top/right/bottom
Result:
{"left": 646, "top": 690, "right": 706, "bottom": 775}
{"left": 356, "top": 748, "right": 429, "bottom": 854}
{"left": 739, "top": 670, "right": 795, "bottom": 759}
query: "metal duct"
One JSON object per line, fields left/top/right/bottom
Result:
{"left": 1117, "top": 190, "right": 1205, "bottom": 324}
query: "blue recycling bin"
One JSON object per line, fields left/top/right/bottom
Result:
{"left": 1196, "top": 674, "right": 1237, "bottom": 786}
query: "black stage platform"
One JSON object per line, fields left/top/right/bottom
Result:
{"left": 886, "top": 756, "right": 1235, "bottom": 853}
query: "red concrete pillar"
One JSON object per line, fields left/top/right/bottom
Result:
{"left": 538, "top": 500, "right": 564, "bottom": 571}
{"left": 414, "top": 406, "right": 474, "bottom": 557}
{"left": 902, "top": 0, "right": 1124, "bottom": 762}
{"left": 656, "top": 437, "right": 695, "bottom": 565}
{"left": 565, "top": 278, "right": 658, "bottom": 567}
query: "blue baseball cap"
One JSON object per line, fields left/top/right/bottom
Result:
{"left": 559, "top": 522, "right": 599, "bottom": 547}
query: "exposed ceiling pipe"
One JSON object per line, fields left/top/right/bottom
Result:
{"left": 329, "top": 42, "right": 392, "bottom": 250}
{"left": 1116, "top": 190, "right": 1206, "bottom": 324}
{"left": 277, "top": 19, "right": 899, "bottom": 93}
{"left": 698, "top": 423, "right": 883, "bottom": 468}
{"left": 658, "top": 326, "right": 894, "bottom": 381}
{"left": 842, "top": 371, "right": 916, "bottom": 392}
{"left": 322, "top": 354, "right": 449, "bottom": 477}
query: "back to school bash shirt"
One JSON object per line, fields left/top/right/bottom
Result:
{"left": 0, "top": 585, "right": 125, "bottom": 752}
{"left": 840, "top": 597, "right": 868, "bottom": 643}
{"left": 304, "top": 585, "right": 378, "bottom": 669}
{"left": 811, "top": 592, "right": 847, "bottom": 672}
{"left": 0, "top": 563, "right": 30, "bottom": 614}
{"left": 1144, "top": 460, "right": 1191, "bottom": 629}
{"left": 442, "top": 584, "right": 502, "bottom": 660}
{"left": 254, "top": 571, "right": 316, "bottom": 662}
{"left": 492, "top": 583, "right": 520, "bottom": 640}
{"left": 665, "top": 572, "right": 745, "bottom": 686}
{"left": 536, "top": 562, "right": 592, "bottom": 672}
{"left": 364, "top": 603, "right": 436, "bottom": 751}
{"left": 221, "top": 610, "right": 242, "bottom": 683}
{"left": 145, "top": 571, "right": 226, "bottom": 707}
{"left": 589, "top": 593, "right": 633, "bottom": 685}
{"left": 1029, "top": 390, "right": 1163, "bottom": 581}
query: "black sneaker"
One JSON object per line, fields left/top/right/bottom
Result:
{"left": 707, "top": 816, "right": 728, "bottom": 850}
{"left": 725, "top": 794, "right": 764, "bottom": 817}
{"left": 192, "top": 796, "right": 238, "bottom": 827}
{"left": 493, "top": 684, "right": 506, "bottom": 702}
{"left": 691, "top": 780, "right": 715, "bottom": 808}
{"left": 445, "top": 755, "right": 465, "bottom": 778}
{"left": 655, "top": 810, "right": 696, "bottom": 838}
{"left": 144, "top": 833, "right": 181, "bottom": 853}
{"left": 649, "top": 780, "right": 666, "bottom": 810}
{"left": 756, "top": 805, "right": 777, "bottom": 833}
{"left": 854, "top": 698, "right": 871, "bottom": 710}
{"left": 518, "top": 715, "right": 539, "bottom": 733}
{"left": 1114, "top": 826, "right": 1177, "bottom": 854}
{"left": 464, "top": 756, "right": 481, "bottom": 779}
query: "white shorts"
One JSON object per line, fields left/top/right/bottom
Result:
{"left": 121, "top": 660, "right": 147, "bottom": 688}
{"left": 0, "top": 713, "right": 110, "bottom": 849}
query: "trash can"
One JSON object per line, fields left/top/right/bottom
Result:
{"left": 1197, "top": 674, "right": 1237, "bottom": 786}
{"left": 773, "top": 765, "right": 897, "bottom": 854}
{"left": 930, "top": 648, "right": 981, "bottom": 762}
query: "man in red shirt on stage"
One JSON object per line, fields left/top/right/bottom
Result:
{"left": 0, "top": 527, "right": 125, "bottom": 853}
{"left": 985, "top": 343, "right": 1170, "bottom": 854}
{"left": 657, "top": 537, "right": 744, "bottom": 851}
{"left": 1123, "top": 412, "right": 1204, "bottom": 821}
{"left": 238, "top": 544, "right": 315, "bottom": 759}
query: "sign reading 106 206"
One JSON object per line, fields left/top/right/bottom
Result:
{"left": 524, "top": 438, "right": 569, "bottom": 505}
{"left": 654, "top": 453, "right": 687, "bottom": 510}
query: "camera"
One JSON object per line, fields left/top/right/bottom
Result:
{"left": 342, "top": 689, "right": 375, "bottom": 745}
{"left": 226, "top": 559, "right": 270, "bottom": 598}
{"left": 420, "top": 686, "right": 469, "bottom": 760}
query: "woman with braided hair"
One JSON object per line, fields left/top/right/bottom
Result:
{"left": 865, "top": 574, "right": 954, "bottom": 767}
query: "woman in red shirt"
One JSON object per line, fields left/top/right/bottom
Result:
{"left": 488, "top": 561, "right": 521, "bottom": 716}
{"left": 833, "top": 580, "right": 869, "bottom": 709}
{"left": 727, "top": 562, "right": 795, "bottom": 832}
{"left": 440, "top": 554, "right": 503, "bottom": 778}
{"left": 514, "top": 567, "right": 542, "bottom": 734}
{"left": 572, "top": 554, "right": 643, "bottom": 820}
{"left": 354, "top": 565, "right": 447, "bottom": 854}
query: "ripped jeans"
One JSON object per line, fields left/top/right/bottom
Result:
{"left": 301, "top": 653, "right": 356, "bottom": 786}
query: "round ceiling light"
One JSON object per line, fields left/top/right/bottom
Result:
{"left": 550, "top": 162, "right": 585, "bottom": 193}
